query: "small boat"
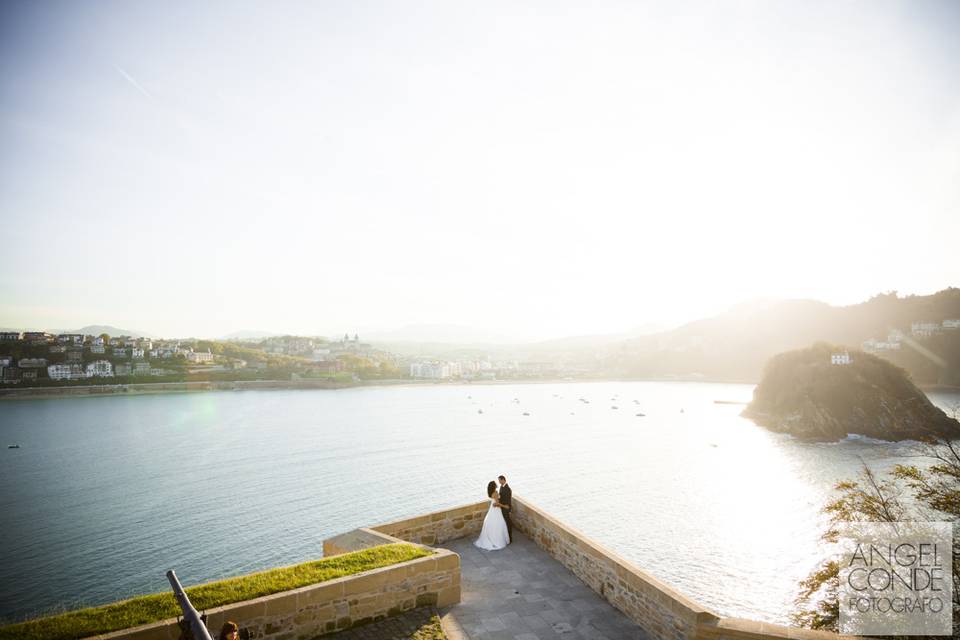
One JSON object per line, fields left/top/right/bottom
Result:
{"left": 680, "top": 408, "right": 685, "bottom": 413}
{"left": 611, "top": 406, "right": 618, "bottom": 410}
{"left": 522, "top": 412, "right": 530, "bottom": 416}
{"left": 477, "top": 409, "right": 483, "bottom": 414}
{"left": 635, "top": 413, "right": 645, "bottom": 417}
{"left": 8, "top": 444, "right": 20, "bottom": 449}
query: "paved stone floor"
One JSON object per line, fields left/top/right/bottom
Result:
{"left": 441, "top": 533, "right": 647, "bottom": 640}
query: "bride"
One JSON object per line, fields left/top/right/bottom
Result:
{"left": 474, "top": 480, "right": 510, "bottom": 550}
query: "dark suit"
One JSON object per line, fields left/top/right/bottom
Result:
{"left": 498, "top": 483, "right": 513, "bottom": 542}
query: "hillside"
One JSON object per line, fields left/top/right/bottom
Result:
{"left": 741, "top": 342, "right": 960, "bottom": 442}
{"left": 602, "top": 288, "right": 960, "bottom": 384}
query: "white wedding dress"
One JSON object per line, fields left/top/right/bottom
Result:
{"left": 474, "top": 498, "right": 510, "bottom": 550}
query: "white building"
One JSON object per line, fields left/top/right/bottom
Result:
{"left": 461, "top": 359, "right": 495, "bottom": 372}
{"left": 48, "top": 363, "right": 86, "bottom": 380}
{"left": 831, "top": 352, "right": 853, "bottom": 365}
{"left": 410, "top": 361, "right": 452, "bottom": 379}
{"left": 131, "top": 348, "right": 145, "bottom": 359}
{"left": 90, "top": 344, "right": 106, "bottom": 354}
{"left": 155, "top": 343, "right": 181, "bottom": 358}
{"left": 185, "top": 350, "right": 214, "bottom": 363}
{"left": 85, "top": 360, "right": 114, "bottom": 378}
{"left": 911, "top": 321, "right": 941, "bottom": 337}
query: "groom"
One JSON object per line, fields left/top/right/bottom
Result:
{"left": 498, "top": 475, "right": 512, "bottom": 542}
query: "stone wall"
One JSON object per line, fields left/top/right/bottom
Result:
{"left": 92, "top": 549, "right": 460, "bottom": 640}
{"left": 510, "top": 497, "right": 862, "bottom": 640}
{"left": 511, "top": 496, "right": 718, "bottom": 640}
{"left": 371, "top": 501, "right": 489, "bottom": 545}
{"left": 322, "top": 527, "right": 406, "bottom": 556}
{"left": 695, "top": 617, "right": 863, "bottom": 640}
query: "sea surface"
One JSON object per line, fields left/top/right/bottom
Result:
{"left": 1, "top": 381, "right": 958, "bottom": 624}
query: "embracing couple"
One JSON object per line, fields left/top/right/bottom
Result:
{"left": 474, "top": 474, "right": 513, "bottom": 551}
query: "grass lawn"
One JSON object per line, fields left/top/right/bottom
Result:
{"left": 0, "top": 543, "right": 432, "bottom": 640}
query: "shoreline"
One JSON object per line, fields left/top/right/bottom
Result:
{"left": 0, "top": 376, "right": 955, "bottom": 401}
{"left": 0, "top": 378, "right": 359, "bottom": 400}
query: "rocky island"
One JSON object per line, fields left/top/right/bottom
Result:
{"left": 741, "top": 342, "right": 960, "bottom": 442}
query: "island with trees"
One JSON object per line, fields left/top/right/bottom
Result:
{"left": 741, "top": 342, "right": 960, "bottom": 442}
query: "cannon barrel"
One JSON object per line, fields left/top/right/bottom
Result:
{"left": 166, "top": 569, "right": 214, "bottom": 640}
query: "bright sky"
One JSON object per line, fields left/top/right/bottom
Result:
{"left": 1, "top": 1, "right": 958, "bottom": 340}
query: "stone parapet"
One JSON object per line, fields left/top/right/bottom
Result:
{"left": 370, "top": 501, "right": 489, "bottom": 546}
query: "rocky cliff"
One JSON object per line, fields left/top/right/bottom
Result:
{"left": 741, "top": 342, "right": 959, "bottom": 442}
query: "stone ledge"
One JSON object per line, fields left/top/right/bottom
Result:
{"left": 323, "top": 527, "right": 406, "bottom": 556}
{"left": 696, "top": 617, "right": 865, "bottom": 640}
{"left": 370, "top": 501, "right": 489, "bottom": 546}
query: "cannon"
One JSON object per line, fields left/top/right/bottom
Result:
{"left": 166, "top": 569, "right": 214, "bottom": 640}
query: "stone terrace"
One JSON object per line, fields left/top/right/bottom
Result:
{"left": 440, "top": 533, "right": 646, "bottom": 640}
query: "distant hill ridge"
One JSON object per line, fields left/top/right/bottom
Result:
{"left": 0, "top": 325, "right": 153, "bottom": 338}
{"left": 605, "top": 288, "right": 960, "bottom": 384}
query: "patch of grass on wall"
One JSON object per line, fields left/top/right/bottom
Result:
{"left": 0, "top": 543, "right": 432, "bottom": 640}
{"left": 410, "top": 614, "right": 446, "bottom": 640}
